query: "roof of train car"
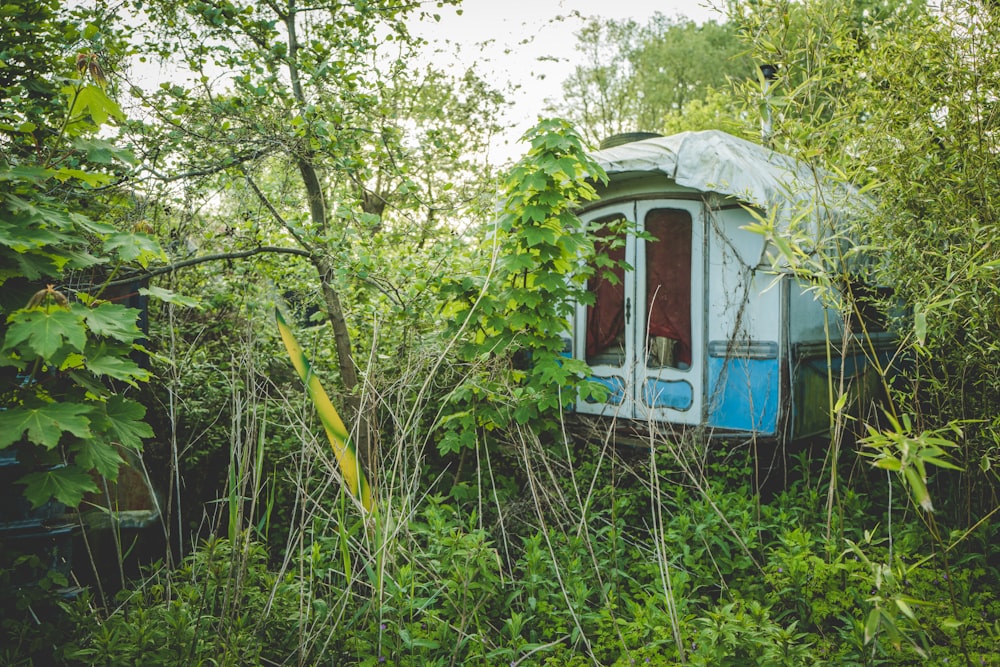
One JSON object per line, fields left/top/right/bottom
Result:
{"left": 590, "top": 130, "right": 865, "bottom": 231}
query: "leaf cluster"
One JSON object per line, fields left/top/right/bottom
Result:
{"left": 1, "top": 3, "right": 160, "bottom": 508}
{"left": 436, "top": 119, "right": 615, "bottom": 454}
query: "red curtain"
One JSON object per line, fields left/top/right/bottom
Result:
{"left": 585, "top": 216, "right": 626, "bottom": 361}
{"left": 584, "top": 209, "right": 692, "bottom": 367}
{"left": 644, "top": 209, "right": 692, "bottom": 366}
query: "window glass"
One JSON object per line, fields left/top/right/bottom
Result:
{"left": 644, "top": 209, "right": 692, "bottom": 369}
{"left": 585, "top": 214, "right": 628, "bottom": 366}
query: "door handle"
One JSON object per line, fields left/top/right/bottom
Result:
{"left": 625, "top": 297, "right": 631, "bottom": 324}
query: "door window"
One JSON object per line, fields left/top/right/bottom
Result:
{"left": 585, "top": 214, "right": 628, "bottom": 367}
{"left": 644, "top": 209, "right": 692, "bottom": 370}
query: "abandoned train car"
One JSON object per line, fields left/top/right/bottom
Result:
{"left": 567, "top": 130, "right": 894, "bottom": 440}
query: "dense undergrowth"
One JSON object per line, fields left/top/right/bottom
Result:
{"left": 9, "top": 430, "right": 999, "bottom": 666}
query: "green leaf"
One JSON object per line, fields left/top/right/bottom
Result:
{"left": 521, "top": 225, "right": 557, "bottom": 247}
{"left": 139, "top": 285, "right": 200, "bottom": 307}
{"left": 85, "top": 341, "right": 149, "bottom": 384}
{"left": 100, "top": 396, "right": 153, "bottom": 450}
{"left": 18, "top": 466, "right": 99, "bottom": 508}
{"left": 3, "top": 307, "right": 87, "bottom": 359}
{"left": 52, "top": 167, "right": 113, "bottom": 187}
{"left": 83, "top": 302, "right": 142, "bottom": 342}
{"left": 864, "top": 607, "right": 881, "bottom": 644}
{"left": 920, "top": 455, "right": 963, "bottom": 471}
{"left": 894, "top": 597, "right": 917, "bottom": 621}
{"left": 872, "top": 456, "right": 902, "bottom": 471}
{"left": 72, "top": 439, "right": 125, "bottom": 479}
{"left": 66, "top": 84, "right": 124, "bottom": 126}
{"left": 103, "top": 232, "right": 165, "bottom": 267}
{"left": 0, "top": 401, "right": 92, "bottom": 449}
{"left": 70, "top": 137, "right": 137, "bottom": 166}
{"left": 914, "top": 309, "right": 927, "bottom": 346}
{"left": 903, "top": 466, "right": 933, "bottom": 512}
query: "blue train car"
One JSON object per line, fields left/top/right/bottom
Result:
{"left": 569, "top": 130, "right": 893, "bottom": 439}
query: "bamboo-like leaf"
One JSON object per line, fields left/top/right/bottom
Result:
{"left": 864, "top": 608, "right": 881, "bottom": 644}
{"left": 276, "top": 309, "right": 373, "bottom": 511}
{"left": 894, "top": 597, "right": 917, "bottom": 621}
{"left": 903, "top": 466, "right": 933, "bottom": 513}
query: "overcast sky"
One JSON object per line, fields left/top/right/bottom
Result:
{"left": 411, "top": 0, "right": 726, "bottom": 162}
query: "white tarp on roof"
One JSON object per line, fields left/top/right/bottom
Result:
{"left": 590, "top": 130, "right": 860, "bottom": 230}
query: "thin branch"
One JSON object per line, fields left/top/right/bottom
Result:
{"left": 142, "top": 146, "right": 276, "bottom": 183}
{"left": 104, "top": 246, "right": 311, "bottom": 287}
{"left": 244, "top": 173, "right": 316, "bottom": 253}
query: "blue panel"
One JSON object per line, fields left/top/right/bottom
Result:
{"left": 706, "top": 356, "right": 780, "bottom": 434}
{"left": 585, "top": 375, "right": 626, "bottom": 405}
{"left": 642, "top": 379, "right": 693, "bottom": 411}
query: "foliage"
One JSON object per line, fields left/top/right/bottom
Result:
{"left": 125, "top": 0, "right": 499, "bottom": 409}
{"left": 14, "top": 427, "right": 998, "bottom": 666}
{"left": 728, "top": 0, "right": 1000, "bottom": 518}
{"left": 726, "top": 5, "right": 1000, "bottom": 661}
{"left": 3, "top": 3, "right": 999, "bottom": 667}
{"left": 548, "top": 14, "right": 752, "bottom": 145}
{"left": 64, "top": 536, "right": 306, "bottom": 666}
{"left": 436, "top": 119, "right": 611, "bottom": 455}
{"left": 97, "top": 0, "right": 505, "bottom": 553}
{"left": 0, "top": 0, "right": 158, "bottom": 509}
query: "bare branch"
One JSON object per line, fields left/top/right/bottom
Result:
{"left": 104, "top": 246, "right": 311, "bottom": 288}
{"left": 244, "top": 173, "right": 316, "bottom": 253}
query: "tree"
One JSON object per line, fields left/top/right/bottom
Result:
{"left": 547, "top": 14, "right": 752, "bottom": 145}
{"left": 120, "top": 0, "right": 503, "bottom": 473}
{"left": 727, "top": 0, "right": 1000, "bottom": 517}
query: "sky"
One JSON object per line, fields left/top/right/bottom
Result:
{"left": 410, "top": 0, "right": 726, "bottom": 162}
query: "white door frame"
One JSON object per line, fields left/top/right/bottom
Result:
{"left": 633, "top": 199, "right": 704, "bottom": 425}
{"left": 575, "top": 199, "right": 704, "bottom": 424}
{"left": 574, "top": 202, "right": 638, "bottom": 419}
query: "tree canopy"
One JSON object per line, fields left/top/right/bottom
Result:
{"left": 547, "top": 13, "right": 752, "bottom": 145}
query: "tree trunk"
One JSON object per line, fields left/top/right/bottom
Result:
{"left": 315, "top": 266, "right": 372, "bottom": 474}
{"left": 286, "top": 3, "right": 374, "bottom": 485}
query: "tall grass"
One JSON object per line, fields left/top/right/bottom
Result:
{"left": 55, "top": 301, "right": 998, "bottom": 666}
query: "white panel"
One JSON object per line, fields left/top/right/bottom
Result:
{"left": 705, "top": 206, "right": 780, "bottom": 345}
{"left": 634, "top": 199, "right": 704, "bottom": 424}
{"left": 574, "top": 202, "right": 638, "bottom": 418}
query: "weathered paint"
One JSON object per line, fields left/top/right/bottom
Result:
{"left": 642, "top": 378, "right": 694, "bottom": 411}
{"left": 706, "top": 341, "right": 780, "bottom": 434}
{"left": 569, "top": 132, "right": 888, "bottom": 439}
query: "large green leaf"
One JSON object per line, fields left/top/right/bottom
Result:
{"left": 0, "top": 401, "right": 92, "bottom": 449}
{"left": 71, "top": 439, "right": 125, "bottom": 479}
{"left": 100, "top": 395, "right": 153, "bottom": 450}
{"left": 103, "top": 232, "right": 165, "bottom": 267}
{"left": 84, "top": 340, "right": 149, "bottom": 384}
{"left": 82, "top": 302, "right": 142, "bottom": 342}
{"left": 3, "top": 307, "right": 86, "bottom": 359}
{"left": 18, "top": 466, "right": 99, "bottom": 508}
{"left": 65, "top": 84, "right": 124, "bottom": 126}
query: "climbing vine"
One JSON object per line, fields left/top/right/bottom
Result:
{"left": 437, "top": 119, "right": 614, "bottom": 453}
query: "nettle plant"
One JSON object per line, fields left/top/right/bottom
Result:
{"left": 0, "top": 30, "right": 161, "bottom": 508}
{"left": 438, "top": 119, "right": 619, "bottom": 453}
